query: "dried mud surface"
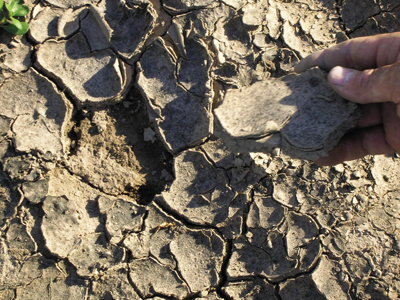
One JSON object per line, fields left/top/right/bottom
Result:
{"left": 1, "top": 0, "right": 400, "bottom": 299}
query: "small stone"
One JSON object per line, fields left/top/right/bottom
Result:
{"left": 253, "top": 33, "right": 270, "bottom": 48}
{"left": 373, "top": 269, "right": 382, "bottom": 278}
{"left": 333, "top": 164, "right": 345, "bottom": 173}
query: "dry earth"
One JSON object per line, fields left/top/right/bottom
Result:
{"left": 0, "top": 0, "right": 400, "bottom": 299}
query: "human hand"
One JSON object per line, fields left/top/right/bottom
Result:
{"left": 294, "top": 32, "right": 400, "bottom": 165}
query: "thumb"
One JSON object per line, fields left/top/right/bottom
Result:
{"left": 328, "top": 64, "right": 400, "bottom": 115}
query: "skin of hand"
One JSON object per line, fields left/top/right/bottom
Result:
{"left": 294, "top": 32, "right": 400, "bottom": 166}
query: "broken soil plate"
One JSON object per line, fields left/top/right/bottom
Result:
{"left": 214, "top": 68, "right": 362, "bottom": 160}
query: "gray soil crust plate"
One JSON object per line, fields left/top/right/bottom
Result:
{"left": 214, "top": 68, "right": 362, "bottom": 160}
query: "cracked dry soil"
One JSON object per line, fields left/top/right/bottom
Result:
{"left": 1, "top": 0, "right": 400, "bottom": 299}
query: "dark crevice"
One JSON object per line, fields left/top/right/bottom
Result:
{"left": 340, "top": 3, "right": 400, "bottom": 35}
{"left": 159, "top": 0, "right": 214, "bottom": 17}
{"left": 136, "top": 184, "right": 162, "bottom": 205}
{"left": 126, "top": 262, "right": 147, "bottom": 299}
{"left": 215, "top": 239, "right": 233, "bottom": 299}
{"left": 66, "top": 110, "right": 84, "bottom": 156}
{"left": 153, "top": 195, "right": 218, "bottom": 231}
{"left": 240, "top": 187, "right": 254, "bottom": 237}
{"left": 197, "top": 145, "right": 234, "bottom": 183}
{"left": 26, "top": 202, "right": 60, "bottom": 260}
{"left": 31, "top": 50, "right": 79, "bottom": 114}
{"left": 168, "top": 250, "right": 194, "bottom": 296}
{"left": 275, "top": 284, "right": 283, "bottom": 300}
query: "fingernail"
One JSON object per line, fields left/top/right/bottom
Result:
{"left": 329, "top": 66, "right": 354, "bottom": 86}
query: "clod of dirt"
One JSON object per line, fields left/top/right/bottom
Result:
{"left": 242, "top": 1, "right": 268, "bottom": 27}
{"left": 68, "top": 232, "right": 125, "bottom": 277}
{"left": 3, "top": 37, "right": 32, "bottom": 72}
{"left": 22, "top": 178, "right": 49, "bottom": 204}
{"left": 67, "top": 90, "right": 172, "bottom": 197}
{"left": 279, "top": 275, "right": 326, "bottom": 300}
{"left": 41, "top": 195, "right": 81, "bottom": 258}
{"left": 0, "top": 169, "right": 23, "bottom": 229}
{"left": 6, "top": 219, "right": 36, "bottom": 260}
{"left": 0, "top": 69, "right": 72, "bottom": 158}
{"left": 227, "top": 210, "right": 321, "bottom": 282}
{"left": 173, "top": 3, "right": 234, "bottom": 38}
{"left": 35, "top": 33, "right": 132, "bottom": 107}
{"left": 310, "top": 255, "right": 351, "bottom": 299}
{"left": 158, "top": 150, "right": 236, "bottom": 226}
{"left": 223, "top": 278, "right": 278, "bottom": 300}
{"left": 137, "top": 38, "right": 213, "bottom": 153}
{"left": 98, "top": 196, "right": 146, "bottom": 244}
{"left": 124, "top": 202, "right": 227, "bottom": 297}
{"left": 81, "top": 1, "right": 164, "bottom": 62}
{"left": 247, "top": 193, "right": 285, "bottom": 231}
{"left": 9, "top": 254, "right": 88, "bottom": 298}
{"left": 90, "top": 268, "right": 141, "bottom": 299}
{"left": 29, "top": 5, "right": 65, "bottom": 43}
{"left": 213, "top": 15, "right": 253, "bottom": 65}
{"left": 214, "top": 67, "right": 362, "bottom": 160}
{"left": 129, "top": 257, "right": 190, "bottom": 299}
{"left": 169, "top": 229, "right": 226, "bottom": 292}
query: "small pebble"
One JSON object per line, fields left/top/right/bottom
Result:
{"left": 333, "top": 164, "right": 345, "bottom": 173}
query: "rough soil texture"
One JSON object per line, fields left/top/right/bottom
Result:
{"left": 0, "top": 0, "right": 400, "bottom": 299}
{"left": 214, "top": 67, "right": 362, "bottom": 160}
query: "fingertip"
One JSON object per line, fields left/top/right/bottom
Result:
{"left": 314, "top": 157, "right": 333, "bottom": 166}
{"left": 314, "top": 126, "right": 394, "bottom": 166}
{"left": 294, "top": 50, "right": 325, "bottom": 73}
{"left": 293, "top": 61, "right": 306, "bottom": 73}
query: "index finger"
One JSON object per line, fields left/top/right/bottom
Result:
{"left": 294, "top": 32, "right": 400, "bottom": 73}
